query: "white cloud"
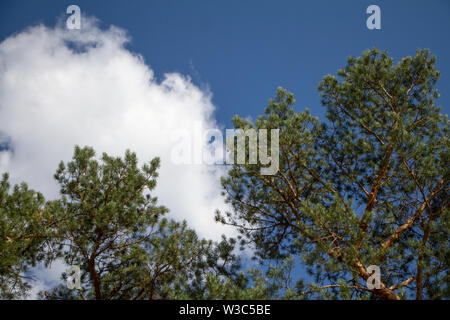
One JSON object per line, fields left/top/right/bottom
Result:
{"left": 0, "top": 19, "right": 235, "bottom": 241}
{"left": 0, "top": 18, "right": 239, "bottom": 298}
{"left": 25, "top": 259, "right": 67, "bottom": 300}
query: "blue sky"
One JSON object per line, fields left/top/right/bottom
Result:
{"left": 1, "top": 0, "right": 449, "bottom": 126}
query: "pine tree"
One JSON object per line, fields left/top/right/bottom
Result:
{"left": 217, "top": 48, "right": 449, "bottom": 300}
{"left": 0, "top": 174, "right": 52, "bottom": 299}
{"left": 42, "top": 146, "right": 241, "bottom": 300}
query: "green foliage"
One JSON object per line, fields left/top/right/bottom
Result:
{"left": 1, "top": 48, "right": 448, "bottom": 300}
{"left": 40, "top": 146, "right": 242, "bottom": 300}
{"left": 218, "top": 48, "right": 449, "bottom": 300}
{"left": 0, "top": 173, "right": 50, "bottom": 299}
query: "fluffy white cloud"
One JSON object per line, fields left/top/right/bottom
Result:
{"left": 0, "top": 19, "right": 235, "bottom": 242}
{"left": 25, "top": 260, "right": 67, "bottom": 300}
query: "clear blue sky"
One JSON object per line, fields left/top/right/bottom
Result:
{"left": 1, "top": 0, "right": 449, "bottom": 127}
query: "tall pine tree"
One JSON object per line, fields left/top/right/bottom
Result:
{"left": 217, "top": 48, "right": 449, "bottom": 300}
{"left": 42, "top": 146, "right": 241, "bottom": 300}
{"left": 0, "top": 174, "right": 52, "bottom": 299}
